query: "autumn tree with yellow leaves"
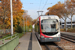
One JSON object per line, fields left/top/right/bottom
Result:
{"left": 65, "top": 0, "right": 75, "bottom": 29}
{"left": 46, "top": 2, "right": 71, "bottom": 29}
{"left": 0, "top": 0, "right": 24, "bottom": 28}
{"left": 23, "top": 12, "right": 33, "bottom": 26}
{"left": 46, "top": 0, "right": 75, "bottom": 29}
{"left": 0, "top": 0, "right": 25, "bottom": 33}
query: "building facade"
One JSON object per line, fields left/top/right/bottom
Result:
{"left": 60, "top": 15, "right": 75, "bottom": 28}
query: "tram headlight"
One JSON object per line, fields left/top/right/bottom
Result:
{"left": 58, "top": 34, "right": 60, "bottom": 37}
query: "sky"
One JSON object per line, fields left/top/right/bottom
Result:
{"left": 21, "top": 0, "right": 64, "bottom": 19}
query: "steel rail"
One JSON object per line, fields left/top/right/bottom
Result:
{"left": 61, "top": 33, "right": 75, "bottom": 43}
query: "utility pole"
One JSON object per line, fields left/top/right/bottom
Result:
{"left": 23, "top": 10, "right": 28, "bottom": 32}
{"left": 23, "top": 12, "right": 25, "bottom": 34}
{"left": 26, "top": 17, "right": 27, "bottom": 32}
{"left": 10, "top": 0, "right": 13, "bottom": 35}
{"left": 37, "top": 11, "right": 43, "bottom": 16}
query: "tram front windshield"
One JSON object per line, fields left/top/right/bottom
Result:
{"left": 41, "top": 19, "right": 59, "bottom": 32}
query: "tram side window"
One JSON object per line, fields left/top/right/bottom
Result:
{"left": 41, "top": 25, "right": 43, "bottom": 29}
{"left": 37, "top": 21, "right": 39, "bottom": 25}
{"left": 38, "top": 26, "right": 40, "bottom": 34}
{"left": 37, "top": 21, "right": 40, "bottom": 34}
{"left": 41, "top": 20, "right": 43, "bottom": 23}
{"left": 41, "top": 20, "right": 43, "bottom": 29}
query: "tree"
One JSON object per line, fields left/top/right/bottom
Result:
{"left": 0, "top": 0, "right": 10, "bottom": 34}
{"left": 0, "top": 0, "right": 33, "bottom": 33}
{"left": 0, "top": 0, "right": 24, "bottom": 33}
{"left": 32, "top": 19, "right": 37, "bottom": 24}
{"left": 15, "top": 25, "right": 23, "bottom": 33}
{"left": 13, "top": 0, "right": 24, "bottom": 27}
{"left": 46, "top": 2, "right": 70, "bottom": 29}
{"left": 23, "top": 12, "right": 33, "bottom": 26}
{"left": 65, "top": 0, "right": 75, "bottom": 29}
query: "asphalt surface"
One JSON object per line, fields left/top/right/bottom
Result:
{"left": 15, "top": 32, "right": 31, "bottom": 50}
{"left": 15, "top": 31, "right": 42, "bottom": 50}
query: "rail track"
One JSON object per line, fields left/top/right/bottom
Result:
{"left": 40, "top": 42, "right": 63, "bottom": 50}
{"left": 35, "top": 33, "right": 50, "bottom": 50}
{"left": 41, "top": 43, "right": 50, "bottom": 50}
{"left": 35, "top": 32, "right": 63, "bottom": 50}
{"left": 53, "top": 42, "right": 63, "bottom": 50}
{"left": 61, "top": 33, "right": 75, "bottom": 43}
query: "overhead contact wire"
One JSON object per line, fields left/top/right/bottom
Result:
{"left": 39, "top": 0, "right": 42, "bottom": 10}
{"left": 42, "top": 0, "right": 48, "bottom": 10}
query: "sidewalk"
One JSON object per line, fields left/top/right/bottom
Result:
{"left": 32, "top": 31, "right": 42, "bottom": 50}
{"left": 15, "top": 32, "right": 31, "bottom": 50}
{"left": 15, "top": 31, "right": 42, "bottom": 50}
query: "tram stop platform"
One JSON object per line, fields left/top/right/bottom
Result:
{"left": 15, "top": 32, "right": 42, "bottom": 50}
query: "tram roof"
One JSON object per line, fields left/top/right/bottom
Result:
{"left": 39, "top": 15, "right": 59, "bottom": 20}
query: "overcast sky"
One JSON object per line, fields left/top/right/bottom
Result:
{"left": 21, "top": 0, "right": 64, "bottom": 19}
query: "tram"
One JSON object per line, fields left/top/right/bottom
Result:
{"left": 35, "top": 15, "right": 61, "bottom": 42}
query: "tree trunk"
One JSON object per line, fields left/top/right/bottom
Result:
{"left": 71, "top": 16, "right": 72, "bottom": 29}
{"left": 2, "top": 16, "right": 5, "bottom": 34}
{"left": 64, "top": 16, "right": 67, "bottom": 30}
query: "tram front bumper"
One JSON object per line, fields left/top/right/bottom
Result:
{"left": 40, "top": 37, "right": 61, "bottom": 42}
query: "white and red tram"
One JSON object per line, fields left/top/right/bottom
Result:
{"left": 35, "top": 15, "right": 61, "bottom": 42}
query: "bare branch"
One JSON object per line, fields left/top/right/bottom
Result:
{"left": 67, "top": 17, "right": 71, "bottom": 20}
{"left": 61, "top": 18, "right": 65, "bottom": 21}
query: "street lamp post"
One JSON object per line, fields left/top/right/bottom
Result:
{"left": 26, "top": 17, "right": 27, "bottom": 32}
{"left": 23, "top": 11, "right": 27, "bottom": 34}
{"left": 10, "top": 0, "right": 13, "bottom": 35}
{"left": 23, "top": 10, "right": 28, "bottom": 32}
{"left": 23, "top": 13, "right": 25, "bottom": 34}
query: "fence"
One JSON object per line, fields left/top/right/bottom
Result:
{"left": 0, "top": 29, "right": 11, "bottom": 35}
{"left": 0, "top": 34, "right": 19, "bottom": 50}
